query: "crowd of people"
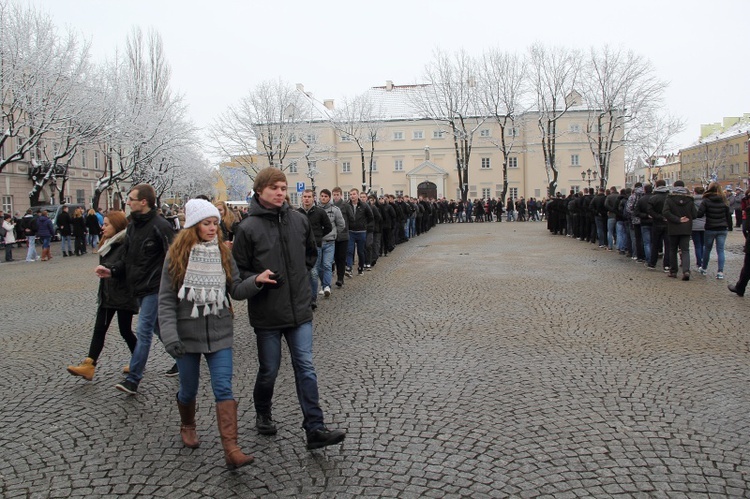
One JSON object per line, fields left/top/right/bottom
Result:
{"left": 545, "top": 180, "right": 750, "bottom": 293}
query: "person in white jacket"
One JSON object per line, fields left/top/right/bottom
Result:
{"left": 3, "top": 214, "right": 16, "bottom": 262}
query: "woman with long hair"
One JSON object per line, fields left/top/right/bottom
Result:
{"left": 697, "top": 182, "right": 733, "bottom": 279}
{"left": 67, "top": 211, "right": 138, "bottom": 380}
{"left": 158, "top": 198, "right": 256, "bottom": 469}
{"left": 71, "top": 208, "right": 87, "bottom": 256}
{"left": 214, "top": 201, "right": 237, "bottom": 245}
{"left": 85, "top": 208, "right": 102, "bottom": 251}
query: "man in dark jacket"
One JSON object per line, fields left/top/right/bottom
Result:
{"left": 347, "top": 188, "right": 373, "bottom": 276}
{"left": 96, "top": 183, "right": 175, "bottom": 395}
{"left": 379, "top": 196, "right": 394, "bottom": 256}
{"left": 22, "top": 209, "right": 39, "bottom": 261}
{"left": 56, "top": 205, "right": 73, "bottom": 257}
{"left": 331, "top": 187, "right": 353, "bottom": 288}
{"left": 298, "top": 189, "right": 332, "bottom": 309}
{"left": 647, "top": 180, "right": 671, "bottom": 271}
{"left": 635, "top": 184, "right": 654, "bottom": 266}
{"left": 662, "top": 181, "right": 697, "bottom": 280}
{"left": 233, "top": 167, "right": 346, "bottom": 451}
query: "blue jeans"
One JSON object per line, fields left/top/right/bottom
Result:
{"left": 176, "top": 348, "right": 233, "bottom": 404}
{"left": 607, "top": 218, "right": 617, "bottom": 250}
{"left": 253, "top": 322, "right": 324, "bottom": 432}
{"left": 595, "top": 216, "right": 607, "bottom": 246}
{"left": 61, "top": 235, "right": 72, "bottom": 254}
{"left": 691, "top": 231, "right": 705, "bottom": 267}
{"left": 88, "top": 233, "right": 99, "bottom": 248}
{"left": 25, "top": 235, "right": 38, "bottom": 261}
{"left": 309, "top": 246, "right": 322, "bottom": 302}
{"left": 616, "top": 221, "right": 630, "bottom": 253}
{"left": 346, "top": 230, "right": 367, "bottom": 270}
{"left": 702, "top": 229, "right": 728, "bottom": 272}
{"left": 317, "top": 241, "right": 335, "bottom": 289}
{"left": 40, "top": 236, "right": 51, "bottom": 249}
{"left": 641, "top": 226, "right": 653, "bottom": 264}
{"left": 408, "top": 218, "right": 416, "bottom": 238}
{"left": 126, "top": 293, "right": 161, "bottom": 385}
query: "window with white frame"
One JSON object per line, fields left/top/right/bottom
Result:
{"left": 480, "top": 129, "right": 490, "bottom": 138}
{"left": 81, "top": 150, "right": 87, "bottom": 168}
{"left": 509, "top": 187, "right": 518, "bottom": 200}
{"left": 481, "top": 187, "right": 491, "bottom": 199}
{"left": 508, "top": 157, "right": 518, "bottom": 168}
{"left": 340, "top": 134, "right": 351, "bottom": 142}
{"left": 343, "top": 191, "right": 350, "bottom": 201}
{"left": 570, "top": 123, "right": 581, "bottom": 133}
{"left": 76, "top": 189, "right": 85, "bottom": 204}
{"left": 2, "top": 195, "right": 12, "bottom": 213}
{"left": 481, "top": 157, "right": 491, "bottom": 169}
{"left": 395, "top": 190, "right": 403, "bottom": 197}
{"left": 433, "top": 130, "right": 445, "bottom": 139}
{"left": 370, "top": 160, "right": 377, "bottom": 172}
{"left": 289, "top": 192, "right": 299, "bottom": 207}
{"left": 393, "top": 131, "right": 404, "bottom": 140}
{"left": 506, "top": 127, "right": 518, "bottom": 137}
{"left": 342, "top": 161, "right": 351, "bottom": 173}
{"left": 394, "top": 159, "right": 403, "bottom": 171}
{"left": 306, "top": 134, "right": 316, "bottom": 143}
{"left": 571, "top": 154, "right": 579, "bottom": 166}
{"left": 94, "top": 151, "right": 100, "bottom": 169}
{"left": 412, "top": 130, "right": 424, "bottom": 140}
{"left": 288, "top": 161, "right": 298, "bottom": 173}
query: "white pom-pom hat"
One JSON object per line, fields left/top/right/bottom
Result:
{"left": 183, "top": 199, "right": 221, "bottom": 228}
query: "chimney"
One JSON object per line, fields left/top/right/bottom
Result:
{"left": 323, "top": 99, "right": 335, "bottom": 110}
{"left": 385, "top": 80, "right": 394, "bottom": 91}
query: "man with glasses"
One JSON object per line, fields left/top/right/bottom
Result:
{"left": 96, "top": 183, "right": 175, "bottom": 395}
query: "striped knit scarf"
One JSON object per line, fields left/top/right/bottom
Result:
{"left": 177, "top": 239, "right": 228, "bottom": 318}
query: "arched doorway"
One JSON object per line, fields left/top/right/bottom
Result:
{"left": 417, "top": 181, "right": 437, "bottom": 200}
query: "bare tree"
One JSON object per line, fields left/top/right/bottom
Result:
{"left": 477, "top": 48, "right": 527, "bottom": 205}
{"left": 331, "top": 92, "right": 383, "bottom": 193}
{"left": 581, "top": 46, "right": 667, "bottom": 188}
{"left": 412, "top": 48, "right": 485, "bottom": 201}
{"left": 629, "top": 110, "right": 685, "bottom": 183}
{"left": 0, "top": 1, "right": 91, "bottom": 175}
{"left": 528, "top": 43, "right": 582, "bottom": 196}
{"left": 211, "top": 79, "right": 305, "bottom": 180}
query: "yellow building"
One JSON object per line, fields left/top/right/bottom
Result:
{"left": 247, "top": 83, "right": 625, "bottom": 205}
{"left": 680, "top": 118, "right": 750, "bottom": 190}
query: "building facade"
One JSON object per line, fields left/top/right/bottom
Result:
{"left": 246, "top": 84, "right": 625, "bottom": 205}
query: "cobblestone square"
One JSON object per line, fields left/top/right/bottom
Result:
{"left": 1, "top": 222, "right": 749, "bottom": 498}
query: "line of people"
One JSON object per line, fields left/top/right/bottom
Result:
{"left": 547, "top": 180, "right": 749, "bottom": 293}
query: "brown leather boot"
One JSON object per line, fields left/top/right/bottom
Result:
{"left": 176, "top": 396, "right": 200, "bottom": 448}
{"left": 216, "top": 400, "right": 254, "bottom": 469}
{"left": 67, "top": 357, "right": 95, "bottom": 381}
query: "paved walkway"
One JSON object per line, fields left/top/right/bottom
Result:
{"left": 1, "top": 223, "right": 749, "bottom": 498}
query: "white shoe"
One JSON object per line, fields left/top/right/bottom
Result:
{"left": 318, "top": 289, "right": 325, "bottom": 295}
{"left": 323, "top": 286, "right": 331, "bottom": 297}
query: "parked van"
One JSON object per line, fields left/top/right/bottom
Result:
{"left": 34, "top": 204, "right": 86, "bottom": 240}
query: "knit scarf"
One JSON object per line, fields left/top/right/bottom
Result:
{"left": 97, "top": 230, "right": 126, "bottom": 257}
{"left": 178, "top": 239, "right": 228, "bottom": 318}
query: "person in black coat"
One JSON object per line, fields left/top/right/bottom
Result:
{"left": 85, "top": 209, "right": 102, "bottom": 250}
{"left": 67, "top": 211, "right": 138, "bottom": 381}
{"left": 56, "top": 205, "right": 73, "bottom": 257}
{"left": 71, "top": 208, "right": 87, "bottom": 256}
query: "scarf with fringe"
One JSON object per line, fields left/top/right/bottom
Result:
{"left": 178, "top": 239, "right": 228, "bottom": 318}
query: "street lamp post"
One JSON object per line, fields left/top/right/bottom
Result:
{"left": 581, "top": 168, "right": 597, "bottom": 189}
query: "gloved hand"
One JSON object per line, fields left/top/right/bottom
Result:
{"left": 166, "top": 341, "right": 185, "bottom": 359}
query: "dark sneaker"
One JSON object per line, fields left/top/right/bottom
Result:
{"left": 165, "top": 363, "right": 179, "bottom": 377}
{"left": 335, "top": 281, "right": 343, "bottom": 288}
{"left": 306, "top": 427, "right": 346, "bottom": 450}
{"left": 115, "top": 380, "right": 138, "bottom": 395}
{"left": 256, "top": 413, "right": 278, "bottom": 435}
{"left": 344, "top": 267, "right": 353, "bottom": 278}
{"left": 728, "top": 284, "right": 745, "bottom": 297}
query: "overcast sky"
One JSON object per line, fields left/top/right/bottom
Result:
{"left": 27, "top": 0, "right": 750, "bottom": 159}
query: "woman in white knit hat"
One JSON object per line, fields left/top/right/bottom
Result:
{"left": 158, "top": 198, "right": 259, "bottom": 469}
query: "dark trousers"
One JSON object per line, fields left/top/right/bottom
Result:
{"left": 668, "top": 234, "right": 691, "bottom": 274}
{"left": 650, "top": 224, "right": 670, "bottom": 269}
{"left": 734, "top": 250, "right": 750, "bottom": 294}
{"left": 74, "top": 236, "right": 86, "bottom": 255}
{"left": 633, "top": 223, "right": 645, "bottom": 260}
{"left": 88, "top": 307, "right": 136, "bottom": 363}
{"left": 371, "top": 232, "right": 381, "bottom": 264}
{"left": 333, "top": 239, "right": 348, "bottom": 283}
{"left": 381, "top": 227, "right": 393, "bottom": 255}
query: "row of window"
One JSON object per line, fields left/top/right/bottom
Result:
{"left": 683, "top": 142, "right": 749, "bottom": 164}
{"left": 0, "top": 139, "right": 101, "bottom": 169}
{"left": 295, "top": 155, "right": 582, "bottom": 173}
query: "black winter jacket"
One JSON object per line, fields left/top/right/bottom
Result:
{"left": 662, "top": 188, "right": 697, "bottom": 236}
{"left": 56, "top": 211, "right": 72, "bottom": 236}
{"left": 107, "top": 209, "right": 175, "bottom": 298}
{"left": 647, "top": 187, "right": 670, "bottom": 226}
{"left": 696, "top": 194, "right": 733, "bottom": 231}
{"left": 348, "top": 201, "right": 373, "bottom": 231}
{"left": 298, "top": 205, "right": 332, "bottom": 247}
{"left": 98, "top": 234, "right": 138, "bottom": 312}
{"left": 233, "top": 194, "right": 317, "bottom": 329}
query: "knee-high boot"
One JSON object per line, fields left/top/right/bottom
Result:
{"left": 215, "top": 400, "right": 254, "bottom": 469}
{"left": 176, "top": 395, "right": 200, "bottom": 448}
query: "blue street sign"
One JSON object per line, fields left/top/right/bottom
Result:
{"left": 296, "top": 182, "right": 305, "bottom": 193}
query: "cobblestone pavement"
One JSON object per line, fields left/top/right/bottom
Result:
{"left": 1, "top": 223, "right": 749, "bottom": 498}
